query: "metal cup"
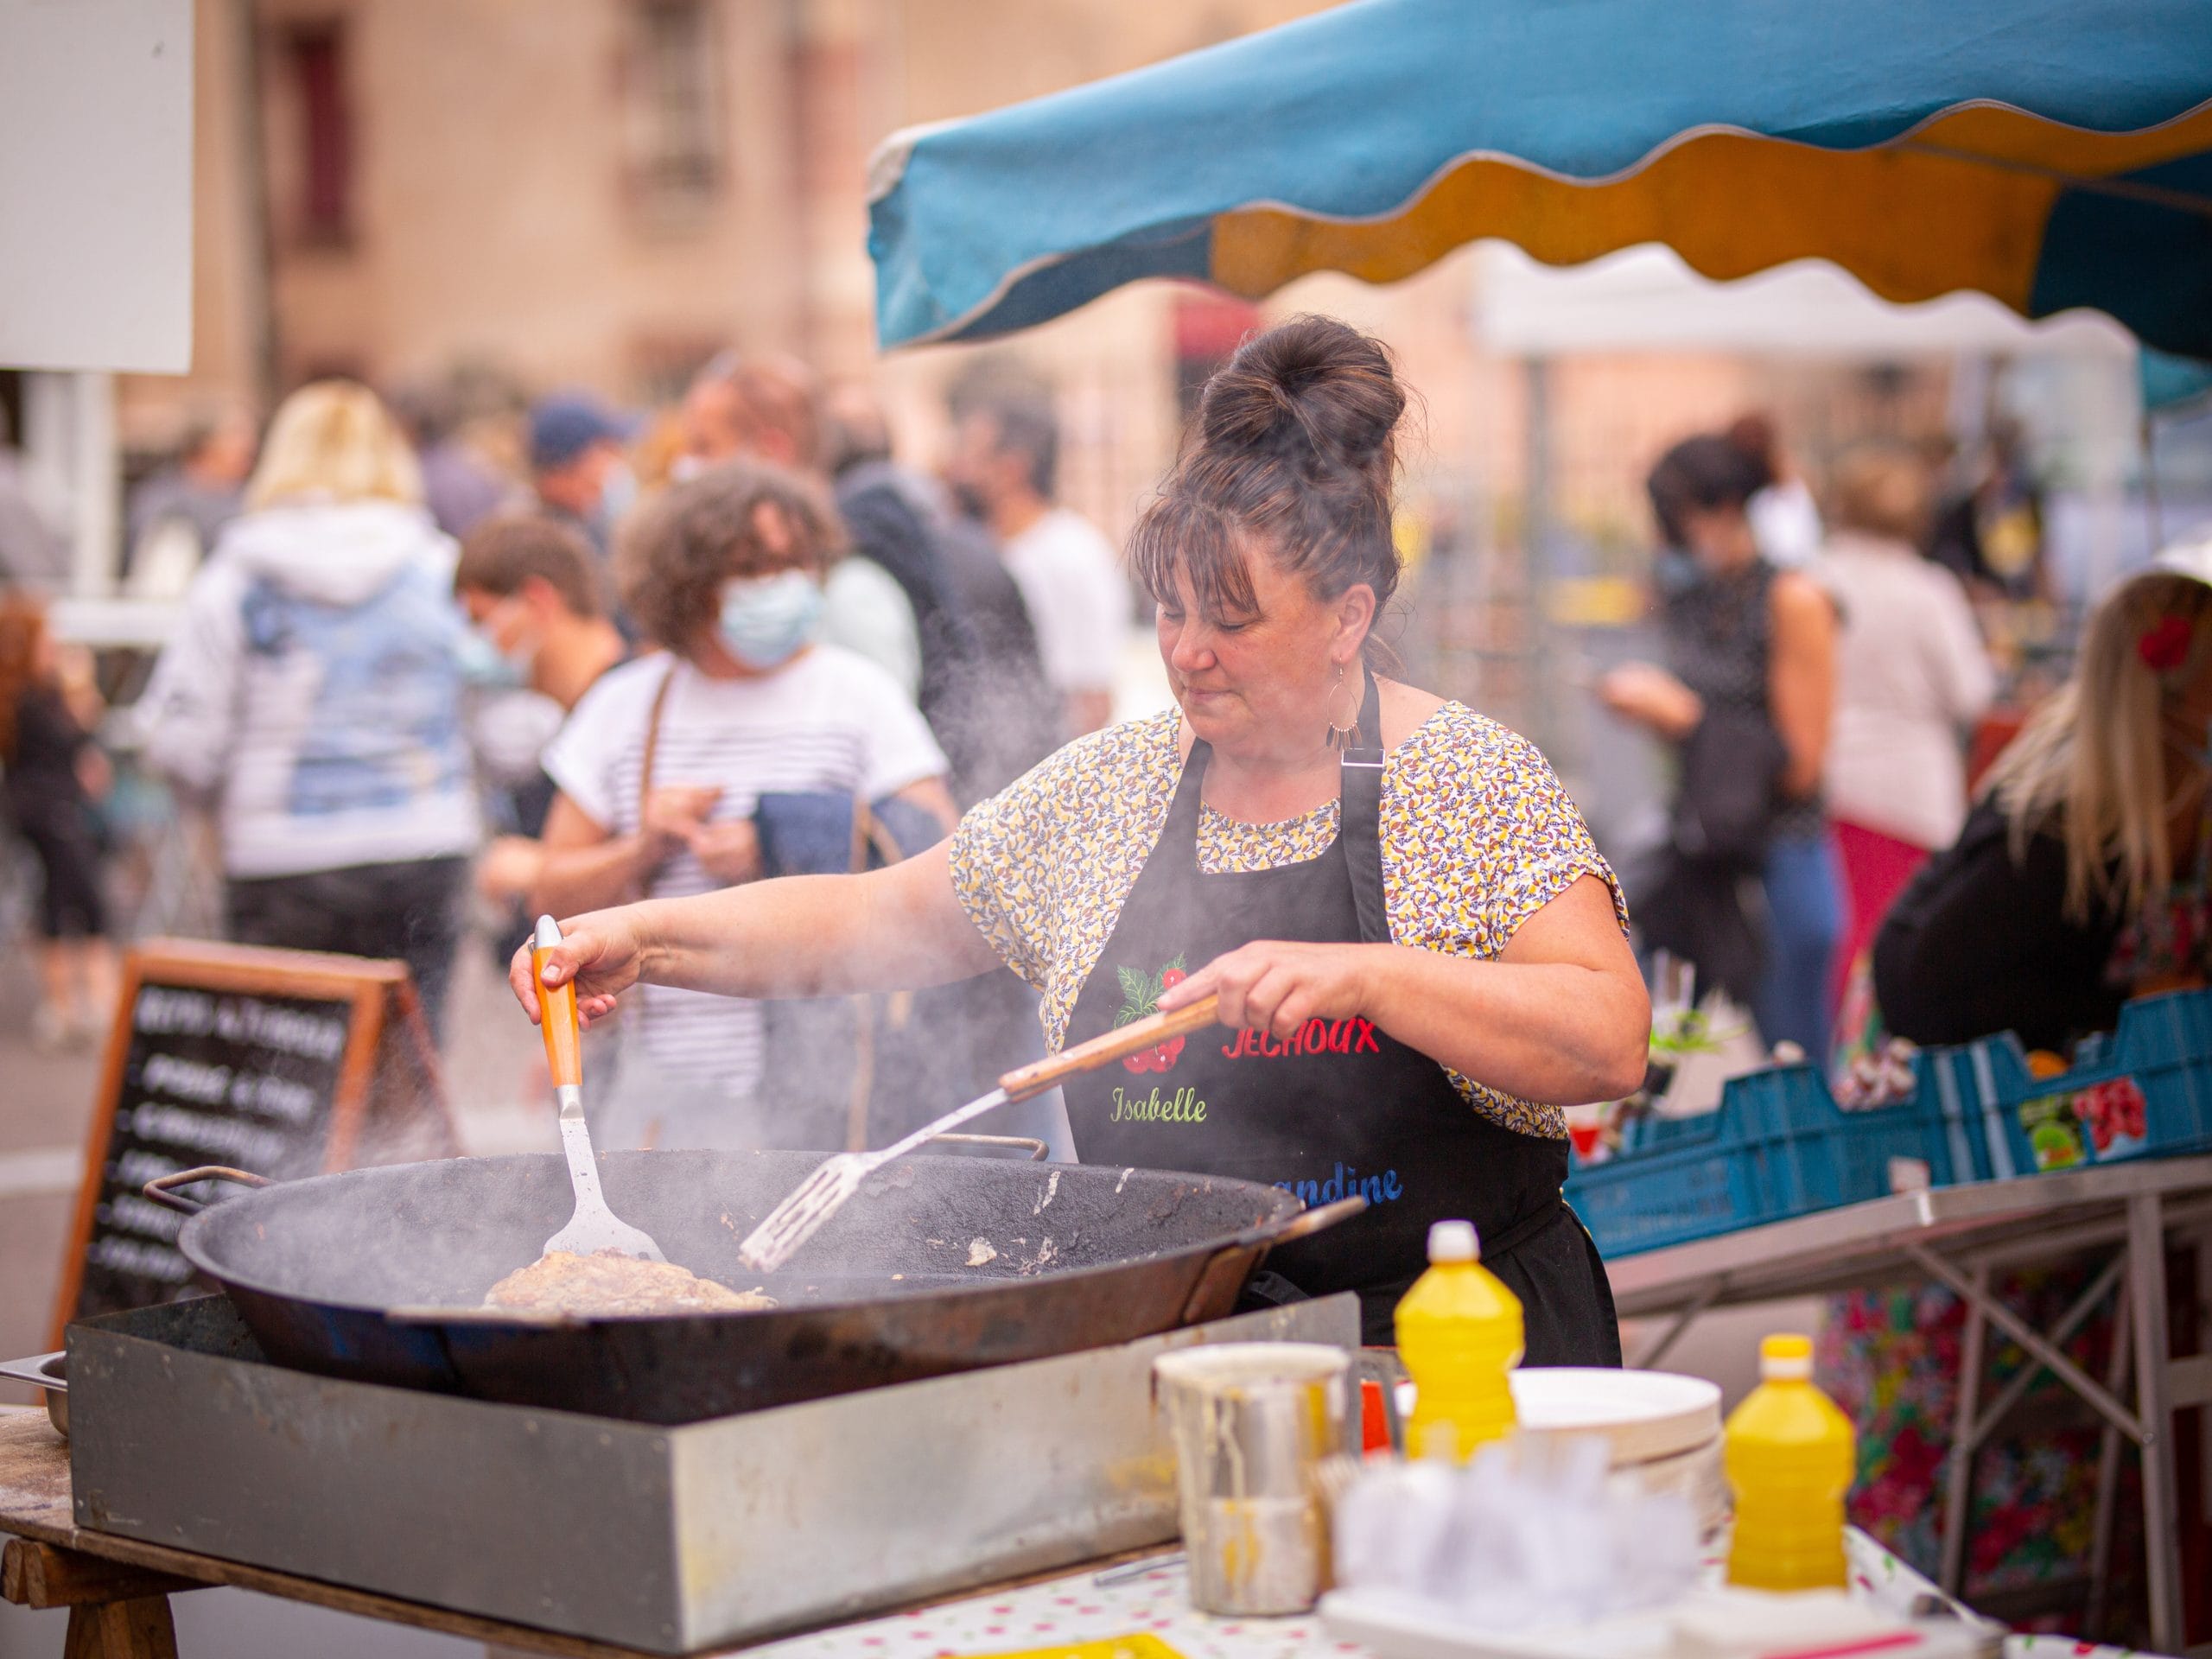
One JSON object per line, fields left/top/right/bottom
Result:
{"left": 1152, "top": 1341, "right": 1350, "bottom": 1615}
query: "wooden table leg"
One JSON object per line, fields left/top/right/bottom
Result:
{"left": 3, "top": 1540, "right": 199, "bottom": 1659}
{"left": 63, "top": 1597, "right": 178, "bottom": 1659}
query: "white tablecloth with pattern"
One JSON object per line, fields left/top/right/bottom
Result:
{"left": 741, "top": 1540, "right": 2161, "bottom": 1659}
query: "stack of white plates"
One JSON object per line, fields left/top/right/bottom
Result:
{"left": 1506, "top": 1367, "right": 1726, "bottom": 1533}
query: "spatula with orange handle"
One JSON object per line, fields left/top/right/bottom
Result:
{"left": 531, "top": 913, "right": 668, "bottom": 1263}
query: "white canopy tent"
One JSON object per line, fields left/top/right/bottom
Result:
{"left": 1473, "top": 241, "right": 2146, "bottom": 607}
{"left": 1473, "top": 241, "right": 2137, "bottom": 360}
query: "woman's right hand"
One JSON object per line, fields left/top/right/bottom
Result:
{"left": 509, "top": 908, "right": 651, "bottom": 1029}
{"left": 639, "top": 785, "right": 721, "bottom": 861}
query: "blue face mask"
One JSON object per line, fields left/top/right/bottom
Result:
{"left": 594, "top": 461, "right": 639, "bottom": 537}
{"left": 454, "top": 624, "right": 525, "bottom": 690}
{"left": 718, "top": 570, "right": 823, "bottom": 670}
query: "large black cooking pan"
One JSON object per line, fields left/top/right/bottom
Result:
{"left": 140, "top": 1151, "right": 1362, "bottom": 1424}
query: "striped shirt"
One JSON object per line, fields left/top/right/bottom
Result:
{"left": 543, "top": 647, "right": 946, "bottom": 1109}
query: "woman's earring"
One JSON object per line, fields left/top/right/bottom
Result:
{"left": 1324, "top": 661, "right": 1361, "bottom": 752}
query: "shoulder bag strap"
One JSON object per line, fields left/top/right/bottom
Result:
{"left": 637, "top": 658, "right": 679, "bottom": 809}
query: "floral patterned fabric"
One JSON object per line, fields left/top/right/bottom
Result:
{"left": 2106, "top": 825, "right": 2212, "bottom": 991}
{"left": 1820, "top": 1269, "right": 2134, "bottom": 1624}
{"left": 948, "top": 702, "right": 1626, "bottom": 1136}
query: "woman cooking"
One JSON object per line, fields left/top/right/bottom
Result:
{"left": 513, "top": 317, "right": 1649, "bottom": 1359}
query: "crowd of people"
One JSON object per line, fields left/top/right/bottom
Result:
{"left": 1601, "top": 404, "right": 2212, "bottom": 1094}
{"left": 3, "top": 346, "right": 2203, "bottom": 1116}
{"left": 0, "top": 359, "right": 1133, "bottom": 1136}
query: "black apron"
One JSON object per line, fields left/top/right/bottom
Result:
{"left": 1060, "top": 673, "right": 1621, "bottom": 1360}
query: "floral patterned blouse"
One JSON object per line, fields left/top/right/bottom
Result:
{"left": 948, "top": 702, "right": 1628, "bottom": 1137}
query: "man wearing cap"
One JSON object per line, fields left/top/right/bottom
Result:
{"left": 530, "top": 392, "right": 639, "bottom": 563}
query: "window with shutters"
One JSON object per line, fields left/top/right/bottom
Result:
{"left": 623, "top": 0, "right": 723, "bottom": 227}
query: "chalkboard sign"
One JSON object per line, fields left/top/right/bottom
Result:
{"left": 53, "top": 939, "right": 455, "bottom": 1336}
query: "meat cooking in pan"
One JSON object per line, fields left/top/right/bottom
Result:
{"left": 486, "top": 1249, "right": 777, "bottom": 1316}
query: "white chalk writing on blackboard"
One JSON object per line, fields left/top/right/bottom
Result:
{"left": 126, "top": 1103, "right": 289, "bottom": 1166}
{"left": 130, "top": 987, "right": 348, "bottom": 1063}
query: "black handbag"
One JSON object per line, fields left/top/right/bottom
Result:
{"left": 1671, "top": 705, "right": 1787, "bottom": 871}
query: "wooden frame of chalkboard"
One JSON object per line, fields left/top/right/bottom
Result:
{"left": 51, "top": 938, "right": 458, "bottom": 1340}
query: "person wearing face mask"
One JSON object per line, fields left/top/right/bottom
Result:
{"left": 1601, "top": 434, "right": 1842, "bottom": 1057}
{"left": 528, "top": 461, "right": 956, "bottom": 1149}
{"left": 1878, "top": 537, "right": 2212, "bottom": 1052}
{"left": 513, "top": 319, "right": 1647, "bottom": 1354}
{"left": 453, "top": 512, "right": 630, "bottom": 919}
{"left": 677, "top": 353, "right": 1001, "bottom": 771}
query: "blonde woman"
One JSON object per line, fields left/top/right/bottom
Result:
{"left": 1875, "top": 537, "right": 2212, "bottom": 1052}
{"left": 141, "top": 381, "right": 480, "bottom": 1031}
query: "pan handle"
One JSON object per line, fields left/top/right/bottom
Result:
{"left": 1237, "top": 1193, "right": 1369, "bottom": 1252}
{"left": 143, "top": 1166, "right": 271, "bottom": 1217}
{"left": 1174, "top": 1195, "right": 1370, "bottom": 1326}
{"left": 0, "top": 1351, "right": 65, "bottom": 1395}
{"left": 927, "top": 1133, "right": 1050, "bottom": 1161}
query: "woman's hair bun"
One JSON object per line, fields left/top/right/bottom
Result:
{"left": 1194, "top": 314, "right": 1403, "bottom": 487}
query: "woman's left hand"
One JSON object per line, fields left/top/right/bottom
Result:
{"left": 1158, "top": 940, "right": 1375, "bottom": 1039}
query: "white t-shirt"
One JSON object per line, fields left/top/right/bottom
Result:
{"left": 1815, "top": 532, "right": 1996, "bottom": 850}
{"left": 1001, "top": 506, "right": 1128, "bottom": 708}
{"left": 543, "top": 645, "right": 947, "bottom": 1113}
{"left": 821, "top": 556, "right": 922, "bottom": 700}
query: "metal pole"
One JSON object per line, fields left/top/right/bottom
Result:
{"left": 67, "top": 372, "right": 116, "bottom": 598}
{"left": 2085, "top": 1290, "right": 2132, "bottom": 1638}
{"left": 1965, "top": 1253, "right": 2127, "bottom": 1446}
{"left": 1938, "top": 1264, "right": 1989, "bottom": 1598}
{"left": 2126, "top": 1192, "right": 2183, "bottom": 1653}
{"left": 1522, "top": 356, "right": 1555, "bottom": 759}
{"left": 2142, "top": 415, "right": 2166, "bottom": 557}
{"left": 1906, "top": 1243, "right": 2143, "bottom": 1443}
{"left": 1625, "top": 1281, "right": 1720, "bottom": 1371}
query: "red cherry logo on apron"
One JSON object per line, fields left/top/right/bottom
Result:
{"left": 1116, "top": 956, "right": 1188, "bottom": 1072}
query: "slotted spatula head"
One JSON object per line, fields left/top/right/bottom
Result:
{"left": 736, "top": 1090, "right": 1012, "bottom": 1274}
{"left": 532, "top": 915, "right": 668, "bottom": 1264}
{"left": 737, "top": 993, "right": 1224, "bottom": 1273}
{"left": 734, "top": 1154, "right": 872, "bottom": 1274}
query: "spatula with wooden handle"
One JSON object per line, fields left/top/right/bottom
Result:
{"left": 531, "top": 914, "right": 668, "bottom": 1263}
{"left": 737, "top": 994, "right": 1223, "bottom": 1274}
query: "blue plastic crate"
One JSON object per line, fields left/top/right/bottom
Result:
{"left": 1566, "top": 1052, "right": 1964, "bottom": 1258}
{"left": 1931, "top": 987, "right": 2212, "bottom": 1180}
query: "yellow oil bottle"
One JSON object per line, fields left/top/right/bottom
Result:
{"left": 1724, "top": 1333, "right": 1855, "bottom": 1591}
{"left": 1395, "top": 1219, "right": 1522, "bottom": 1460}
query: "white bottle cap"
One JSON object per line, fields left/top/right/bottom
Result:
{"left": 1427, "top": 1219, "right": 1479, "bottom": 1262}
{"left": 1758, "top": 1333, "right": 1815, "bottom": 1381}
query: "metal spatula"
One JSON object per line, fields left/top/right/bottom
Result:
{"left": 738, "top": 993, "right": 1223, "bottom": 1273}
{"left": 531, "top": 914, "right": 668, "bottom": 1262}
